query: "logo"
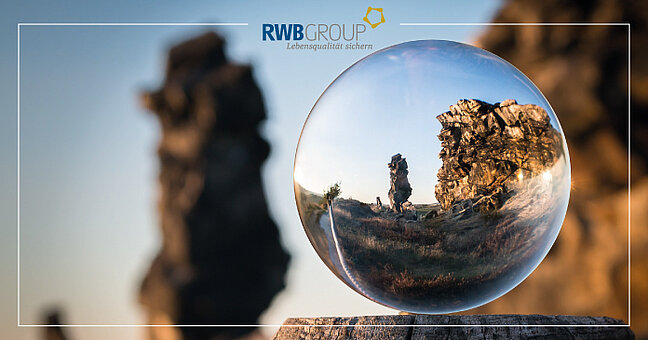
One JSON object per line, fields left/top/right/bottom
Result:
{"left": 262, "top": 7, "right": 385, "bottom": 52}
{"left": 363, "top": 7, "right": 385, "bottom": 29}
{"left": 262, "top": 24, "right": 365, "bottom": 42}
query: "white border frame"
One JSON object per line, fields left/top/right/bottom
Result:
{"left": 17, "top": 22, "right": 631, "bottom": 328}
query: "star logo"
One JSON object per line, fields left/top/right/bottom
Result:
{"left": 363, "top": 7, "right": 386, "bottom": 29}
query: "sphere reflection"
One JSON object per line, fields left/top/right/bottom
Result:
{"left": 294, "top": 40, "right": 570, "bottom": 314}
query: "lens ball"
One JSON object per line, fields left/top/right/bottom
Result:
{"left": 294, "top": 40, "right": 570, "bottom": 314}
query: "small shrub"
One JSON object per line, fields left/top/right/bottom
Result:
{"left": 322, "top": 182, "right": 341, "bottom": 204}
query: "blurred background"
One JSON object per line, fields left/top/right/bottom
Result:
{"left": 0, "top": 0, "right": 645, "bottom": 339}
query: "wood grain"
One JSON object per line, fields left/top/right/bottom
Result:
{"left": 272, "top": 315, "right": 633, "bottom": 339}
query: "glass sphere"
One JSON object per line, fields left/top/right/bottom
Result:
{"left": 294, "top": 40, "right": 570, "bottom": 314}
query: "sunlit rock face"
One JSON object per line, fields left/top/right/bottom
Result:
{"left": 435, "top": 99, "right": 563, "bottom": 212}
{"left": 294, "top": 40, "right": 570, "bottom": 314}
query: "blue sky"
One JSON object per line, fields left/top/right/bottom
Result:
{"left": 0, "top": 1, "right": 504, "bottom": 339}
{"left": 294, "top": 40, "right": 556, "bottom": 204}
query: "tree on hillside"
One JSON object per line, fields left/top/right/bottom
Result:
{"left": 323, "top": 182, "right": 341, "bottom": 205}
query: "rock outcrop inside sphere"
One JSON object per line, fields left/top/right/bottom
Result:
{"left": 435, "top": 99, "right": 562, "bottom": 212}
{"left": 139, "top": 32, "right": 289, "bottom": 340}
{"left": 388, "top": 153, "right": 412, "bottom": 213}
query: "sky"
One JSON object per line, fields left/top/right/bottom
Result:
{"left": 294, "top": 40, "right": 557, "bottom": 204}
{"left": 0, "top": 1, "right": 504, "bottom": 339}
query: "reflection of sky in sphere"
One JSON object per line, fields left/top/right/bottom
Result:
{"left": 295, "top": 40, "right": 558, "bottom": 203}
{"left": 295, "top": 40, "right": 570, "bottom": 314}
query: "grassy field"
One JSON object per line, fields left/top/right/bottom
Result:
{"left": 294, "top": 165, "right": 567, "bottom": 312}
{"left": 329, "top": 198, "right": 536, "bottom": 308}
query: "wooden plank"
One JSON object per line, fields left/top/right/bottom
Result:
{"left": 272, "top": 315, "right": 633, "bottom": 340}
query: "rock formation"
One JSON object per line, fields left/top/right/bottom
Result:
{"left": 435, "top": 99, "right": 562, "bottom": 212}
{"left": 139, "top": 32, "right": 289, "bottom": 340}
{"left": 388, "top": 154, "right": 412, "bottom": 213}
{"left": 467, "top": 0, "right": 648, "bottom": 334}
{"left": 43, "top": 310, "right": 69, "bottom": 340}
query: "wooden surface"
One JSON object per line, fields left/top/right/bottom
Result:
{"left": 272, "top": 315, "right": 634, "bottom": 340}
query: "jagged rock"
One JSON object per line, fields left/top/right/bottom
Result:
{"left": 423, "top": 204, "right": 443, "bottom": 220}
{"left": 435, "top": 99, "right": 562, "bottom": 212}
{"left": 450, "top": 199, "right": 474, "bottom": 220}
{"left": 388, "top": 154, "right": 412, "bottom": 213}
{"left": 139, "top": 32, "right": 289, "bottom": 340}
{"left": 401, "top": 201, "right": 417, "bottom": 221}
{"left": 470, "top": 0, "right": 648, "bottom": 333}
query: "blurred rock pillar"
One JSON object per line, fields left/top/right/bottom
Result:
{"left": 139, "top": 32, "right": 290, "bottom": 340}
{"left": 43, "top": 310, "right": 69, "bottom": 340}
{"left": 469, "top": 0, "right": 647, "bottom": 336}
